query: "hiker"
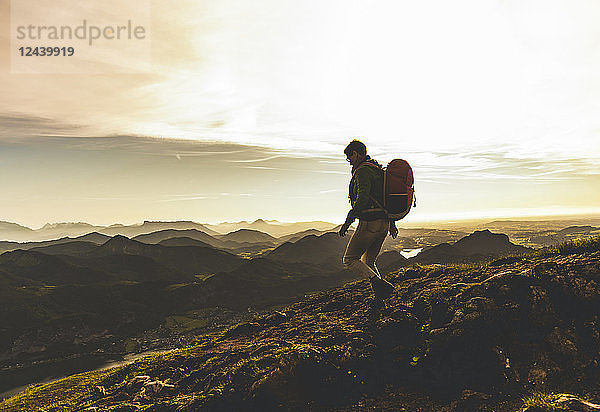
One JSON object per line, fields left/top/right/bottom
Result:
{"left": 339, "top": 139, "right": 397, "bottom": 302}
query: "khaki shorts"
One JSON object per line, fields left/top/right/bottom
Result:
{"left": 342, "top": 218, "right": 389, "bottom": 278}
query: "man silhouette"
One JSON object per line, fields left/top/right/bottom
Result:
{"left": 339, "top": 139, "right": 396, "bottom": 303}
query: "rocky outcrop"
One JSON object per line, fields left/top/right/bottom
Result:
{"left": 380, "top": 229, "right": 532, "bottom": 272}
{"left": 454, "top": 229, "right": 530, "bottom": 255}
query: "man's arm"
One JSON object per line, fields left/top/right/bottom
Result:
{"left": 339, "top": 167, "right": 372, "bottom": 236}
{"left": 389, "top": 220, "right": 398, "bottom": 238}
{"left": 347, "top": 167, "right": 372, "bottom": 222}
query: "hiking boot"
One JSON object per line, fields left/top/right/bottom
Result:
{"left": 370, "top": 276, "right": 395, "bottom": 300}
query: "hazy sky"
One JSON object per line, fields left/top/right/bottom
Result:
{"left": 1, "top": 0, "right": 600, "bottom": 228}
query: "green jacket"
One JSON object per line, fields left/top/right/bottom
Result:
{"left": 346, "top": 160, "right": 386, "bottom": 222}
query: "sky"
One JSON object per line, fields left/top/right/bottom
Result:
{"left": 1, "top": 0, "right": 600, "bottom": 228}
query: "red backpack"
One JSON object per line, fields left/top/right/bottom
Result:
{"left": 368, "top": 159, "right": 416, "bottom": 221}
{"left": 384, "top": 159, "right": 416, "bottom": 220}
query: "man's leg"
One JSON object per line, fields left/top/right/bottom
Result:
{"left": 361, "top": 221, "right": 388, "bottom": 278}
{"left": 360, "top": 219, "right": 395, "bottom": 301}
{"left": 342, "top": 220, "right": 381, "bottom": 279}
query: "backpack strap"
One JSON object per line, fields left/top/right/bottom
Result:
{"left": 351, "top": 160, "right": 383, "bottom": 177}
{"left": 349, "top": 161, "right": 390, "bottom": 217}
{"left": 368, "top": 195, "right": 389, "bottom": 216}
{"left": 355, "top": 163, "right": 388, "bottom": 216}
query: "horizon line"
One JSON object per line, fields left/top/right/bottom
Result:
{"left": 4, "top": 211, "right": 600, "bottom": 232}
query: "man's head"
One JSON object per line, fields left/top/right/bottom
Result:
{"left": 344, "top": 139, "right": 367, "bottom": 167}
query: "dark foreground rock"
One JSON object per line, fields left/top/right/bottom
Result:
{"left": 2, "top": 241, "right": 600, "bottom": 411}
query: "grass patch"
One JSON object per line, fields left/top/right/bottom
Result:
{"left": 0, "top": 367, "right": 122, "bottom": 412}
{"left": 522, "top": 392, "right": 568, "bottom": 411}
{"left": 531, "top": 235, "right": 600, "bottom": 258}
{"left": 553, "top": 236, "right": 600, "bottom": 255}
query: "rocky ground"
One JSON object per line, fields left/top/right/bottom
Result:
{"left": 2, "top": 238, "right": 600, "bottom": 411}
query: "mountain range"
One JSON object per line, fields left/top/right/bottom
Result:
{"left": 0, "top": 230, "right": 356, "bottom": 393}
{"left": 1, "top": 220, "right": 597, "bottom": 400}
{"left": 0, "top": 219, "right": 337, "bottom": 243}
{"left": 4, "top": 236, "right": 599, "bottom": 411}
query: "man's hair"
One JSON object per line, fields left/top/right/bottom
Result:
{"left": 344, "top": 139, "right": 367, "bottom": 156}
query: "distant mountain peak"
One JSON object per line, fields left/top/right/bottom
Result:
{"left": 232, "top": 228, "right": 264, "bottom": 234}
{"left": 457, "top": 229, "right": 509, "bottom": 243}
{"left": 100, "top": 235, "right": 145, "bottom": 254}
{"left": 0, "top": 221, "right": 34, "bottom": 231}
{"left": 142, "top": 220, "right": 197, "bottom": 225}
{"left": 454, "top": 229, "right": 528, "bottom": 256}
{"left": 41, "top": 222, "right": 94, "bottom": 229}
{"left": 103, "top": 234, "right": 133, "bottom": 244}
{"left": 219, "top": 228, "right": 277, "bottom": 244}
{"left": 79, "top": 231, "right": 104, "bottom": 237}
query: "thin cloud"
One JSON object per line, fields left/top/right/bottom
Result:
{"left": 160, "top": 195, "right": 212, "bottom": 202}
{"left": 242, "top": 166, "right": 280, "bottom": 170}
{"left": 225, "top": 155, "right": 285, "bottom": 163}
